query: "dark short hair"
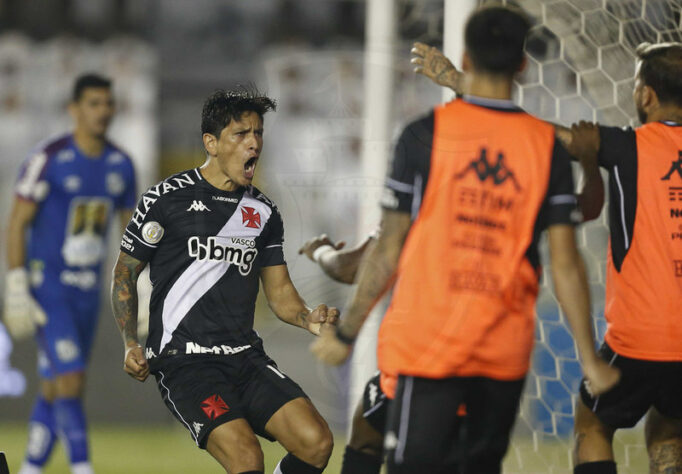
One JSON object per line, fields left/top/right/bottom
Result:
{"left": 72, "top": 73, "right": 112, "bottom": 102}
{"left": 464, "top": 5, "right": 531, "bottom": 75}
{"left": 201, "top": 89, "right": 277, "bottom": 137}
{"left": 636, "top": 42, "right": 682, "bottom": 107}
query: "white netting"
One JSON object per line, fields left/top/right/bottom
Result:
{"left": 498, "top": 0, "right": 681, "bottom": 472}
{"left": 259, "top": 1, "right": 679, "bottom": 470}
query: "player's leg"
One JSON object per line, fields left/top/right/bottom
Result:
{"left": 645, "top": 407, "right": 682, "bottom": 473}
{"left": 645, "top": 363, "right": 682, "bottom": 474}
{"left": 460, "top": 376, "right": 524, "bottom": 474}
{"left": 384, "top": 376, "right": 465, "bottom": 474}
{"left": 266, "top": 397, "right": 333, "bottom": 472}
{"left": 342, "top": 374, "right": 386, "bottom": 474}
{"left": 154, "top": 359, "right": 263, "bottom": 471}
{"left": 205, "top": 419, "right": 265, "bottom": 473}
{"left": 46, "top": 293, "right": 100, "bottom": 474}
{"left": 18, "top": 378, "right": 58, "bottom": 474}
{"left": 18, "top": 292, "right": 77, "bottom": 474}
{"left": 572, "top": 398, "right": 616, "bottom": 473}
{"left": 240, "top": 352, "right": 332, "bottom": 473}
{"left": 574, "top": 343, "right": 653, "bottom": 474}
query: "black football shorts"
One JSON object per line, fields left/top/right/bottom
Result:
{"left": 153, "top": 348, "right": 307, "bottom": 448}
{"left": 362, "top": 371, "right": 389, "bottom": 433}
{"left": 385, "top": 374, "right": 523, "bottom": 474}
{"left": 580, "top": 342, "right": 682, "bottom": 428}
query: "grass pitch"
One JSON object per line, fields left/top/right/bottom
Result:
{"left": 0, "top": 423, "right": 648, "bottom": 473}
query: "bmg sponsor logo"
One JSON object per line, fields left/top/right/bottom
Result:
{"left": 187, "top": 236, "right": 257, "bottom": 275}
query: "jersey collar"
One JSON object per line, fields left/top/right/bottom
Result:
{"left": 462, "top": 94, "right": 523, "bottom": 113}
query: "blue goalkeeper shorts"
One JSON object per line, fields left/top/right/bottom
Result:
{"left": 33, "top": 284, "right": 99, "bottom": 379}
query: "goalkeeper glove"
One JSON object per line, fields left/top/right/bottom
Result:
{"left": 3, "top": 268, "right": 47, "bottom": 340}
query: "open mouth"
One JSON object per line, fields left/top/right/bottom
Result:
{"left": 244, "top": 157, "right": 258, "bottom": 179}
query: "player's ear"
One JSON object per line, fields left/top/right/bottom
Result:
{"left": 67, "top": 101, "right": 79, "bottom": 121}
{"left": 462, "top": 51, "right": 471, "bottom": 72}
{"left": 641, "top": 84, "right": 658, "bottom": 111}
{"left": 202, "top": 133, "right": 218, "bottom": 156}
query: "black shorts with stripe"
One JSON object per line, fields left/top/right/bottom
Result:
{"left": 362, "top": 372, "right": 389, "bottom": 433}
{"left": 580, "top": 343, "right": 682, "bottom": 428}
{"left": 385, "top": 374, "right": 523, "bottom": 474}
{"left": 152, "top": 346, "right": 307, "bottom": 449}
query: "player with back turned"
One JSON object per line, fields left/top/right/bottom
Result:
{"left": 111, "top": 89, "right": 337, "bottom": 474}
{"left": 568, "top": 43, "right": 682, "bottom": 474}
{"left": 3, "top": 74, "right": 137, "bottom": 474}
{"left": 312, "top": 6, "right": 619, "bottom": 474}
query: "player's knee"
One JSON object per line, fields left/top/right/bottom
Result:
{"left": 55, "top": 372, "right": 85, "bottom": 398}
{"left": 294, "top": 420, "right": 334, "bottom": 465}
{"left": 209, "top": 427, "right": 263, "bottom": 470}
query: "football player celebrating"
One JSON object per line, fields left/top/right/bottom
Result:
{"left": 111, "top": 89, "right": 337, "bottom": 474}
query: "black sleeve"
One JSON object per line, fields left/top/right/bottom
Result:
{"left": 260, "top": 208, "right": 286, "bottom": 267}
{"left": 598, "top": 126, "right": 637, "bottom": 271}
{"left": 597, "top": 126, "right": 636, "bottom": 170}
{"left": 120, "top": 193, "right": 166, "bottom": 262}
{"left": 546, "top": 140, "right": 581, "bottom": 226}
{"left": 380, "top": 113, "right": 434, "bottom": 216}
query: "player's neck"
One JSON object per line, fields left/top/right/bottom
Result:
{"left": 462, "top": 73, "right": 513, "bottom": 101}
{"left": 200, "top": 159, "right": 240, "bottom": 192}
{"left": 72, "top": 129, "right": 106, "bottom": 158}
{"left": 645, "top": 105, "right": 682, "bottom": 125}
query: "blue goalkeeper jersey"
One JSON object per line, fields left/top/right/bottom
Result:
{"left": 14, "top": 133, "right": 137, "bottom": 293}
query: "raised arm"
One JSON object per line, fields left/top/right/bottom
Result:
{"left": 311, "top": 209, "right": 411, "bottom": 365}
{"left": 260, "top": 264, "right": 339, "bottom": 336}
{"left": 111, "top": 251, "right": 149, "bottom": 381}
{"left": 298, "top": 233, "right": 375, "bottom": 284}
{"left": 548, "top": 225, "right": 619, "bottom": 396}
{"left": 411, "top": 42, "right": 461, "bottom": 94}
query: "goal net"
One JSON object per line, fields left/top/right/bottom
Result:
{"left": 496, "top": 0, "right": 680, "bottom": 472}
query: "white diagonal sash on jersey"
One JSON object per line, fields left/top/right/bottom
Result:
{"left": 159, "top": 192, "right": 273, "bottom": 354}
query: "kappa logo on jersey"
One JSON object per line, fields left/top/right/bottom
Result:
{"left": 455, "top": 148, "right": 521, "bottom": 191}
{"left": 201, "top": 395, "right": 229, "bottom": 420}
{"left": 192, "top": 422, "right": 203, "bottom": 435}
{"left": 241, "top": 206, "right": 261, "bottom": 228}
{"left": 186, "top": 200, "right": 210, "bottom": 212}
{"left": 661, "top": 152, "right": 682, "bottom": 181}
{"left": 187, "top": 236, "right": 258, "bottom": 275}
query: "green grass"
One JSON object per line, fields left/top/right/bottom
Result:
{"left": 0, "top": 424, "right": 648, "bottom": 473}
{"left": 0, "top": 423, "right": 344, "bottom": 473}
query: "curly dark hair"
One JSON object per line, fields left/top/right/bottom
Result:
{"left": 201, "top": 88, "right": 277, "bottom": 137}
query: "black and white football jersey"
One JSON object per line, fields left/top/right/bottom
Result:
{"left": 120, "top": 168, "right": 285, "bottom": 368}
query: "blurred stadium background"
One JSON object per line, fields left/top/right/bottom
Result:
{"left": 0, "top": 0, "right": 680, "bottom": 472}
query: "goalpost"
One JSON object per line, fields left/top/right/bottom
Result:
{"left": 352, "top": 0, "right": 681, "bottom": 472}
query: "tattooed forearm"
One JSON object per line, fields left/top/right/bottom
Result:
{"left": 650, "top": 441, "right": 682, "bottom": 474}
{"left": 338, "top": 210, "right": 412, "bottom": 337}
{"left": 111, "top": 252, "right": 147, "bottom": 346}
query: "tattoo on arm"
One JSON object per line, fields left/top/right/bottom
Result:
{"left": 650, "top": 441, "right": 682, "bottom": 474}
{"left": 339, "top": 211, "right": 411, "bottom": 336}
{"left": 111, "top": 252, "right": 147, "bottom": 346}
